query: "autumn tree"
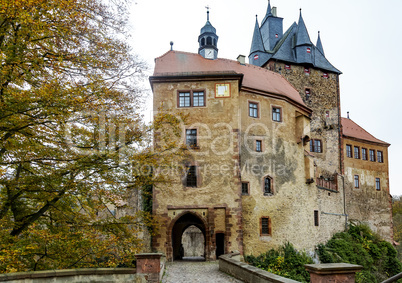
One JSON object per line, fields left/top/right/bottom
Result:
{"left": 0, "top": 0, "right": 185, "bottom": 272}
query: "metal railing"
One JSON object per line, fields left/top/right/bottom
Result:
{"left": 382, "top": 272, "right": 402, "bottom": 283}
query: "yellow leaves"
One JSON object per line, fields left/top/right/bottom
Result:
{"left": 0, "top": 0, "right": 160, "bottom": 274}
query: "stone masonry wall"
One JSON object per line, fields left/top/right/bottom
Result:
{"left": 267, "top": 61, "right": 341, "bottom": 175}
{"left": 343, "top": 137, "right": 392, "bottom": 240}
{"left": 152, "top": 78, "right": 243, "bottom": 260}
{"left": 238, "top": 89, "right": 345, "bottom": 255}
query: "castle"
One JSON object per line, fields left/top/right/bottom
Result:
{"left": 148, "top": 2, "right": 392, "bottom": 261}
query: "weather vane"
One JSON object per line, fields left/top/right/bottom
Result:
{"left": 205, "top": 5, "right": 210, "bottom": 20}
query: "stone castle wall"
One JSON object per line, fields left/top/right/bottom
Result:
{"left": 238, "top": 88, "right": 345, "bottom": 255}
{"left": 267, "top": 61, "right": 341, "bottom": 174}
{"left": 152, "top": 78, "right": 243, "bottom": 260}
{"left": 343, "top": 137, "right": 392, "bottom": 240}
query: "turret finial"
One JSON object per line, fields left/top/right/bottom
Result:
{"left": 205, "top": 6, "right": 210, "bottom": 21}
{"left": 268, "top": 0, "right": 272, "bottom": 16}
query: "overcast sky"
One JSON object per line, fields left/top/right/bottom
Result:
{"left": 130, "top": 0, "right": 402, "bottom": 196}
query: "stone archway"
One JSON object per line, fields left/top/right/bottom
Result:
{"left": 171, "top": 212, "right": 207, "bottom": 261}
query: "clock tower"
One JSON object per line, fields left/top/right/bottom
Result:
{"left": 198, "top": 9, "right": 218, "bottom": 60}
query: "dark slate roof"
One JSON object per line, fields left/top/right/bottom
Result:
{"left": 261, "top": 0, "right": 273, "bottom": 25}
{"left": 316, "top": 31, "right": 324, "bottom": 56}
{"left": 249, "top": 6, "right": 341, "bottom": 74}
{"left": 201, "top": 20, "right": 216, "bottom": 34}
{"left": 295, "top": 10, "right": 311, "bottom": 46}
{"left": 270, "top": 23, "right": 298, "bottom": 62}
{"left": 250, "top": 16, "right": 265, "bottom": 54}
{"left": 270, "top": 23, "right": 341, "bottom": 73}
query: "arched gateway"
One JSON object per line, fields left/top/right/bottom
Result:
{"left": 169, "top": 212, "right": 207, "bottom": 261}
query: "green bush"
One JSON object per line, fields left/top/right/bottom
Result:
{"left": 317, "top": 223, "right": 402, "bottom": 283}
{"left": 245, "top": 242, "right": 313, "bottom": 283}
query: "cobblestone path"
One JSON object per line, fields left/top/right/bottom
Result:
{"left": 161, "top": 260, "right": 243, "bottom": 283}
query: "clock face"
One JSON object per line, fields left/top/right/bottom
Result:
{"left": 215, "top": 83, "right": 231, "bottom": 98}
{"left": 205, "top": 49, "right": 214, "bottom": 59}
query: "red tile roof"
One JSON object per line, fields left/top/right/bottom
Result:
{"left": 152, "top": 51, "right": 310, "bottom": 113}
{"left": 341, "top": 117, "right": 390, "bottom": 146}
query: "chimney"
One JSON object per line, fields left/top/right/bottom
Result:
{"left": 271, "top": 7, "right": 277, "bottom": 17}
{"left": 237, "top": 55, "right": 246, "bottom": 65}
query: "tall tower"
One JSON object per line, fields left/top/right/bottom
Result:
{"left": 249, "top": 2, "right": 342, "bottom": 176}
{"left": 198, "top": 9, "right": 218, "bottom": 60}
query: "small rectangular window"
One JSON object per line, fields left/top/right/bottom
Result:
{"left": 323, "top": 73, "right": 329, "bottom": 78}
{"left": 264, "top": 177, "right": 272, "bottom": 195}
{"left": 186, "top": 166, "right": 197, "bottom": 187}
{"left": 354, "top": 175, "right": 359, "bottom": 188}
{"left": 376, "top": 178, "right": 381, "bottom": 191}
{"left": 354, "top": 146, "right": 360, "bottom": 159}
{"left": 241, "top": 182, "right": 249, "bottom": 195}
{"left": 178, "top": 90, "right": 205, "bottom": 108}
{"left": 179, "top": 92, "right": 191, "bottom": 107}
{"left": 249, "top": 102, "right": 258, "bottom": 118}
{"left": 256, "top": 140, "right": 262, "bottom": 152}
{"left": 314, "top": 210, "right": 319, "bottom": 226}
{"left": 346, "top": 145, "right": 352, "bottom": 158}
{"left": 377, "top": 151, "right": 383, "bottom": 163}
{"left": 186, "top": 129, "right": 197, "bottom": 148}
{"left": 272, "top": 107, "right": 281, "bottom": 122}
{"left": 362, "top": 148, "right": 367, "bottom": 160}
{"left": 304, "top": 67, "right": 310, "bottom": 74}
{"left": 261, "top": 217, "right": 271, "bottom": 235}
{"left": 310, "top": 139, "right": 322, "bottom": 153}
{"left": 369, "top": 149, "right": 376, "bottom": 162}
{"left": 193, "top": 91, "right": 205, "bottom": 107}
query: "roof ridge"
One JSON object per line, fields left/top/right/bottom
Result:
{"left": 272, "top": 22, "right": 297, "bottom": 53}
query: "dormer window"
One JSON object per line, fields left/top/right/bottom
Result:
{"left": 275, "top": 34, "right": 278, "bottom": 38}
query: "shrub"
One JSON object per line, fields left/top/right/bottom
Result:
{"left": 317, "top": 223, "right": 402, "bottom": 283}
{"left": 245, "top": 242, "right": 313, "bottom": 283}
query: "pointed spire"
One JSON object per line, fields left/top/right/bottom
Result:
{"left": 262, "top": 0, "right": 273, "bottom": 24}
{"left": 200, "top": 7, "right": 216, "bottom": 34}
{"left": 250, "top": 15, "right": 265, "bottom": 54}
{"left": 295, "top": 8, "right": 312, "bottom": 46}
{"left": 316, "top": 31, "right": 325, "bottom": 55}
{"left": 267, "top": 0, "right": 272, "bottom": 17}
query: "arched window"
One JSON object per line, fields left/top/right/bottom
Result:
{"left": 213, "top": 38, "right": 216, "bottom": 46}
{"left": 201, "top": 38, "right": 205, "bottom": 46}
{"left": 207, "top": 36, "right": 212, "bottom": 45}
{"left": 263, "top": 176, "right": 273, "bottom": 195}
